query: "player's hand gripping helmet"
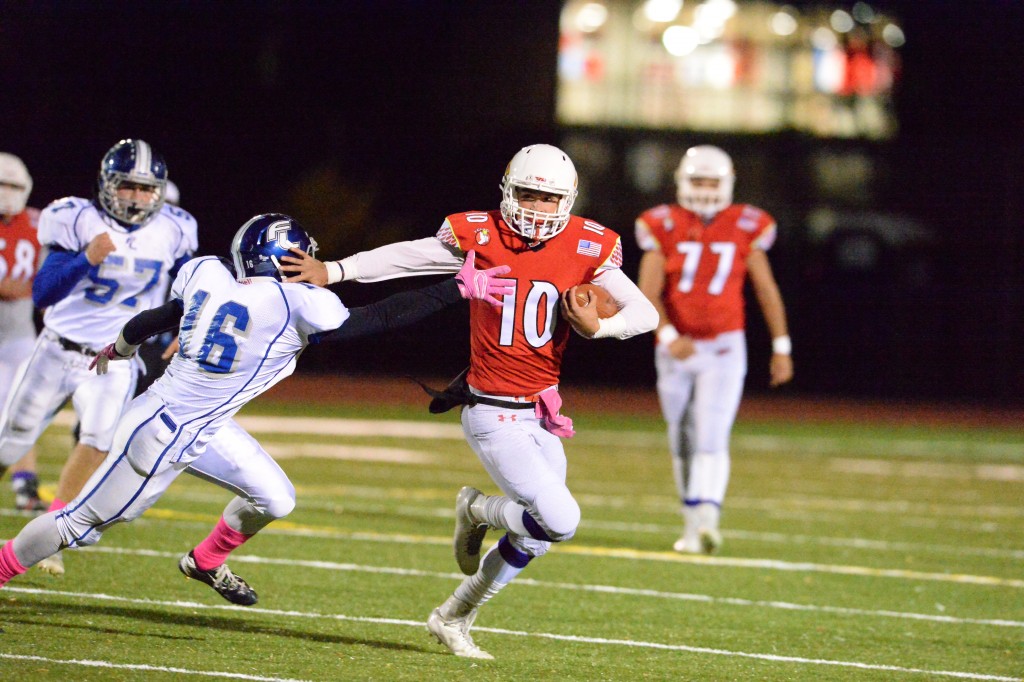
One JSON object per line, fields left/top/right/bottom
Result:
{"left": 230, "top": 213, "right": 318, "bottom": 282}
{"left": 0, "top": 152, "right": 33, "bottom": 217}
{"left": 97, "top": 138, "right": 168, "bottom": 226}
{"left": 676, "top": 145, "right": 735, "bottom": 218}
{"left": 499, "top": 144, "right": 579, "bottom": 242}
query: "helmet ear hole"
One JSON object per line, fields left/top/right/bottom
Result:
{"left": 230, "top": 214, "right": 317, "bottom": 282}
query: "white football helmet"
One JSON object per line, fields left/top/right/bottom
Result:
{"left": 0, "top": 152, "right": 32, "bottom": 217}
{"left": 676, "top": 145, "right": 734, "bottom": 217}
{"left": 499, "top": 144, "right": 578, "bottom": 241}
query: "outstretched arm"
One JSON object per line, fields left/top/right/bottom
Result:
{"left": 310, "top": 250, "right": 511, "bottom": 343}
{"left": 280, "top": 238, "right": 463, "bottom": 285}
{"left": 91, "top": 299, "right": 185, "bottom": 374}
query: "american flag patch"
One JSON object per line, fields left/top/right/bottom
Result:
{"left": 577, "top": 240, "right": 602, "bottom": 257}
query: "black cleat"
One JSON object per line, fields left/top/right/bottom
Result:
{"left": 178, "top": 551, "right": 258, "bottom": 605}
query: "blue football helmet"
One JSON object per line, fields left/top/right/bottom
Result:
{"left": 97, "top": 138, "right": 168, "bottom": 225}
{"left": 230, "top": 213, "right": 318, "bottom": 281}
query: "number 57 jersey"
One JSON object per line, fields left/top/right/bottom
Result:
{"left": 38, "top": 197, "right": 198, "bottom": 347}
{"left": 148, "top": 256, "right": 348, "bottom": 428}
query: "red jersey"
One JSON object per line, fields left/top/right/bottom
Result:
{"left": 635, "top": 203, "right": 775, "bottom": 339}
{"left": 0, "top": 208, "right": 41, "bottom": 287}
{"left": 437, "top": 210, "right": 623, "bottom": 395}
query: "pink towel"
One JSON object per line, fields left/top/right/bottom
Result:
{"left": 535, "top": 389, "right": 575, "bottom": 438}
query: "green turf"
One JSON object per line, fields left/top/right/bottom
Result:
{"left": 1, "top": 400, "right": 1021, "bottom": 681}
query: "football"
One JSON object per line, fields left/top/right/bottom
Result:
{"left": 573, "top": 283, "right": 618, "bottom": 318}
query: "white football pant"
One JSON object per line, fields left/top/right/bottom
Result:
{"left": 0, "top": 330, "right": 136, "bottom": 466}
{"left": 655, "top": 330, "right": 746, "bottom": 527}
{"left": 11, "top": 392, "right": 295, "bottom": 566}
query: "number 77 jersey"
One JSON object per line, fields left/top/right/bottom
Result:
{"left": 635, "top": 203, "right": 776, "bottom": 339}
{"left": 438, "top": 210, "right": 623, "bottom": 395}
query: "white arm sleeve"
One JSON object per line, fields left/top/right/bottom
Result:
{"left": 590, "top": 268, "right": 659, "bottom": 340}
{"left": 337, "top": 237, "right": 463, "bottom": 282}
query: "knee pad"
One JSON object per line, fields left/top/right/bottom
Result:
{"left": 525, "top": 485, "right": 580, "bottom": 543}
{"left": 262, "top": 491, "right": 296, "bottom": 521}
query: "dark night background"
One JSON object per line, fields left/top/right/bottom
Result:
{"left": 2, "top": 1, "right": 1022, "bottom": 406}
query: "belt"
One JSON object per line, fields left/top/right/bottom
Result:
{"left": 55, "top": 334, "right": 99, "bottom": 356}
{"left": 469, "top": 389, "right": 541, "bottom": 410}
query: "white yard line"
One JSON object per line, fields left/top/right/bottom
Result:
{"left": 0, "top": 653, "right": 310, "bottom": 681}
{"left": 7, "top": 544, "right": 1022, "bottom": 627}
{"left": 3, "top": 587, "right": 1018, "bottom": 681}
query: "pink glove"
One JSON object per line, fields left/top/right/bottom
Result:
{"left": 535, "top": 388, "right": 575, "bottom": 439}
{"left": 89, "top": 343, "right": 121, "bottom": 375}
{"left": 456, "top": 250, "right": 513, "bottom": 307}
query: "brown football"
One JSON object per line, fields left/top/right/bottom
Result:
{"left": 573, "top": 283, "right": 618, "bottom": 318}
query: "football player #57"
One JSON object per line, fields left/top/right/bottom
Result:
{"left": 635, "top": 145, "right": 793, "bottom": 555}
{"left": 280, "top": 144, "right": 658, "bottom": 659}
{"left": 0, "top": 213, "right": 511, "bottom": 604}
{"left": 0, "top": 140, "right": 198, "bottom": 577}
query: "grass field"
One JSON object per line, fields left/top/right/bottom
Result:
{"left": 1, "top": 398, "right": 1021, "bottom": 681}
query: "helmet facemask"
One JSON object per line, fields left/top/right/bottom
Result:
{"left": 676, "top": 145, "right": 735, "bottom": 218}
{"left": 0, "top": 153, "right": 32, "bottom": 217}
{"left": 99, "top": 174, "right": 166, "bottom": 225}
{"left": 498, "top": 144, "right": 579, "bottom": 242}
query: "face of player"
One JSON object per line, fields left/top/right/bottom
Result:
{"left": 0, "top": 179, "right": 27, "bottom": 220}
{"left": 516, "top": 188, "right": 562, "bottom": 214}
{"left": 688, "top": 177, "right": 720, "bottom": 190}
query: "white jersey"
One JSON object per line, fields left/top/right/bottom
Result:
{"left": 37, "top": 197, "right": 198, "bottom": 348}
{"left": 148, "top": 256, "right": 347, "bottom": 433}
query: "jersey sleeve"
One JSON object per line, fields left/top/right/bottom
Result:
{"left": 741, "top": 205, "right": 777, "bottom": 252}
{"left": 294, "top": 285, "right": 349, "bottom": 336}
{"left": 594, "top": 236, "right": 624, "bottom": 276}
{"left": 169, "top": 256, "right": 208, "bottom": 300}
{"left": 634, "top": 205, "right": 670, "bottom": 253}
{"left": 37, "top": 197, "right": 90, "bottom": 250}
{"left": 165, "top": 205, "right": 199, "bottom": 257}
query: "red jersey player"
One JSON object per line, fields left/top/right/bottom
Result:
{"left": 281, "top": 143, "right": 657, "bottom": 659}
{"left": 635, "top": 145, "right": 793, "bottom": 556}
{"left": 0, "top": 152, "right": 45, "bottom": 512}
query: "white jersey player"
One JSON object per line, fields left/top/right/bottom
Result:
{"left": 0, "top": 213, "right": 511, "bottom": 603}
{"left": 0, "top": 139, "right": 196, "bottom": 576}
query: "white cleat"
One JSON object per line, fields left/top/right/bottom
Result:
{"left": 453, "top": 486, "right": 488, "bottom": 575}
{"left": 699, "top": 527, "right": 723, "bottom": 555}
{"left": 427, "top": 608, "right": 494, "bottom": 660}
{"left": 37, "top": 551, "right": 65, "bottom": 576}
{"left": 672, "top": 536, "right": 701, "bottom": 554}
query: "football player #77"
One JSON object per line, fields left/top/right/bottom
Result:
{"left": 0, "top": 213, "right": 512, "bottom": 606}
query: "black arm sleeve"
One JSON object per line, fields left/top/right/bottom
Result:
{"left": 309, "top": 279, "right": 462, "bottom": 344}
{"left": 122, "top": 299, "right": 185, "bottom": 346}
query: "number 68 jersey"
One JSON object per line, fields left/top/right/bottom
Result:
{"left": 38, "top": 196, "right": 198, "bottom": 346}
{"left": 149, "top": 256, "right": 348, "bottom": 428}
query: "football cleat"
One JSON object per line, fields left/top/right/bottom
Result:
{"left": 37, "top": 551, "right": 65, "bottom": 576}
{"left": 453, "top": 486, "right": 488, "bottom": 575}
{"left": 12, "top": 474, "right": 47, "bottom": 513}
{"left": 699, "top": 527, "right": 723, "bottom": 555}
{"left": 672, "top": 536, "right": 702, "bottom": 554}
{"left": 427, "top": 608, "right": 493, "bottom": 660}
{"left": 178, "top": 551, "right": 258, "bottom": 606}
